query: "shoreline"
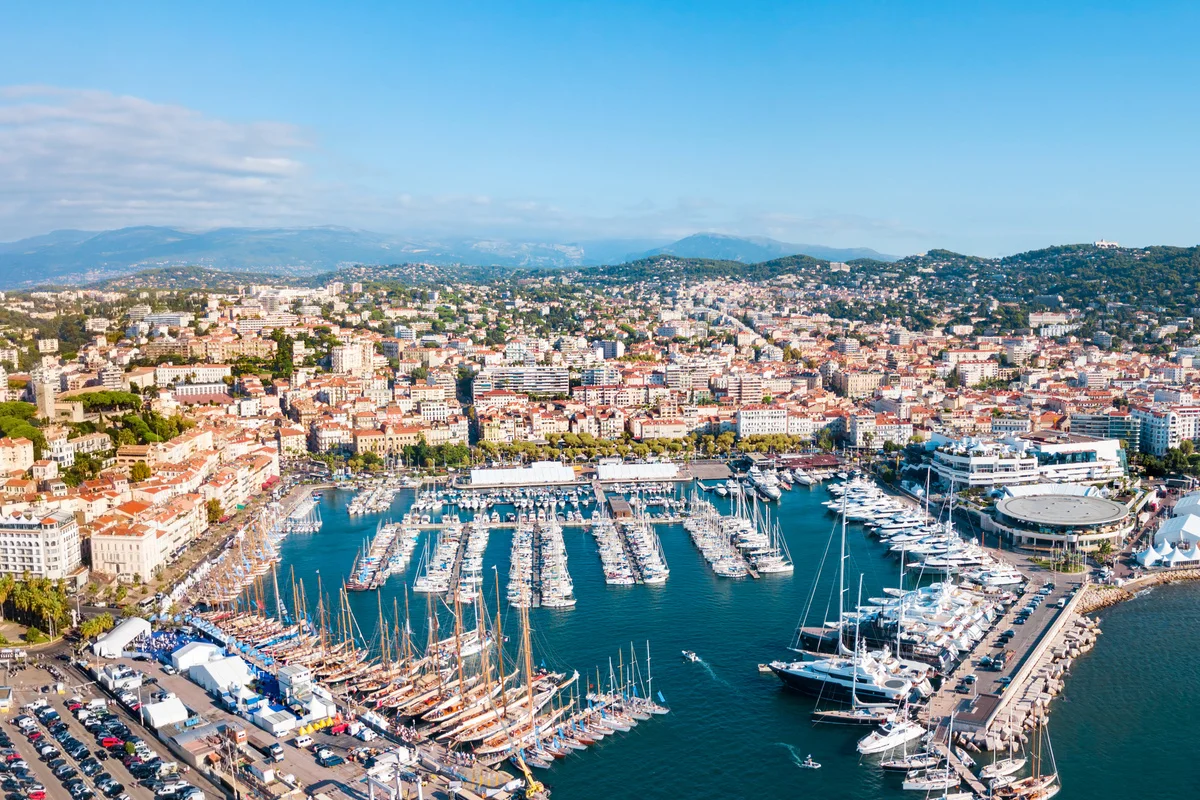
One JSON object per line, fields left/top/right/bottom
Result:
{"left": 1076, "top": 567, "right": 1200, "bottom": 613}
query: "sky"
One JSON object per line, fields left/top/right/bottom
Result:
{"left": 1, "top": 0, "right": 1199, "bottom": 257}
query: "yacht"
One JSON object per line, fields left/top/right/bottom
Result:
{"left": 856, "top": 718, "right": 926, "bottom": 754}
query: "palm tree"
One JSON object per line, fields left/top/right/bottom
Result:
{"left": 0, "top": 574, "right": 14, "bottom": 623}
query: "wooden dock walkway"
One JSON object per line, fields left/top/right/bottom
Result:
{"left": 931, "top": 721, "right": 988, "bottom": 796}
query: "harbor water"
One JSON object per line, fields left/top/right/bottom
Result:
{"left": 273, "top": 484, "right": 1193, "bottom": 799}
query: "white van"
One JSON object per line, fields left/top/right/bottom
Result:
{"left": 292, "top": 735, "right": 314, "bottom": 749}
{"left": 87, "top": 698, "right": 108, "bottom": 712}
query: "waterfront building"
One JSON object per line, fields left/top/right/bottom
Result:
{"left": 1130, "top": 404, "right": 1200, "bottom": 455}
{"left": 736, "top": 405, "right": 788, "bottom": 438}
{"left": 932, "top": 431, "right": 1125, "bottom": 488}
{"left": 986, "top": 484, "right": 1132, "bottom": 552}
{"left": 469, "top": 461, "right": 575, "bottom": 487}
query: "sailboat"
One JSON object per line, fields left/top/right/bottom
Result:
{"left": 902, "top": 768, "right": 961, "bottom": 792}
{"left": 772, "top": 495, "right": 921, "bottom": 705}
{"left": 811, "top": 575, "right": 898, "bottom": 724}
{"left": 993, "top": 723, "right": 1060, "bottom": 800}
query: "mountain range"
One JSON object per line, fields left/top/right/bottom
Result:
{"left": 0, "top": 226, "right": 897, "bottom": 288}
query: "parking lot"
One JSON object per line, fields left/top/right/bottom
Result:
{"left": 6, "top": 676, "right": 182, "bottom": 800}
{"left": 955, "top": 578, "right": 1079, "bottom": 699}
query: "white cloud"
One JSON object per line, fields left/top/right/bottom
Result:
{"left": 0, "top": 85, "right": 312, "bottom": 238}
{"left": 0, "top": 85, "right": 925, "bottom": 252}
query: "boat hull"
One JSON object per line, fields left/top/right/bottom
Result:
{"left": 769, "top": 665, "right": 904, "bottom": 705}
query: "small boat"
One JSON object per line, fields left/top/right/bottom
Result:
{"left": 902, "top": 768, "right": 960, "bottom": 792}
{"left": 880, "top": 752, "right": 941, "bottom": 772}
{"left": 757, "top": 663, "right": 773, "bottom": 674}
{"left": 980, "top": 756, "right": 1028, "bottom": 779}
{"left": 799, "top": 755, "right": 821, "bottom": 770}
{"left": 682, "top": 650, "right": 699, "bottom": 662}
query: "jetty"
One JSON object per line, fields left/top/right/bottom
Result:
{"left": 921, "top": 571, "right": 1094, "bottom": 754}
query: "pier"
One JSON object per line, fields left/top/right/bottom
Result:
{"left": 615, "top": 521, "right": 647, "bottom": 584}
{"left": 920, "top": 569, "right": 1090, "bottom": 752}
{"left": 928, "top": 723, "right": 989, "bottom": 797}
{"left": 530, "top": 522, "right": 544, "bottom": 607}
{"left": 446, "top": 521, "right": 472, "bottom": 600}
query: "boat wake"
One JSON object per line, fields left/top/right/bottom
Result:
{"left": 776, "top": 742, "right": 807, "bottom": 768}
{"left": 698, "top": 658, "right": 734, "bottom": 690}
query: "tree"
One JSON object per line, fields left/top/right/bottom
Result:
{"left": 1095, "top": 540, "right": 1114, "bottom": 565}
{"left": 0, "top": 574, "right": 12, "bottom": 623}
{"left": 130, "top": 461, "right": 151, "bottom": 482}
{"left": 206, "top": 499, "right": 224, "bottom": 525}
{"left": 80, "top": 612, "right": 115, "bottom": 640}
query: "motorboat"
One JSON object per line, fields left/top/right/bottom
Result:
{"left": 799, "top": 755, "right": 821, "bottom": 769}
{"left": 856, "top": 719, "right": 927, "bottom": 754}
{"left": 682, "top": 650, "right": 699, "bottom": 662}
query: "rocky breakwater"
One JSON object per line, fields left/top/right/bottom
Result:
{"left": 1079, "top": 567, "right": 1200, "bottom": 614}
{"left": 957, "top": 613, "right": 1102, "bottom": 753}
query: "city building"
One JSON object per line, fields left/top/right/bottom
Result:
{"left": 0, "top": 510, "right": 83, "bottom": 580}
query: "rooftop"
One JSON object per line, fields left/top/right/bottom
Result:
{"left": 996, "top": 493, "right": 1128, "bottom": 527}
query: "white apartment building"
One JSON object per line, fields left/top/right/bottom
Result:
{"left": 90, "top": 524, "right": 162, "bottom": 582}
{"left": 991, "top": 416, "right": 1033, "bottom": 435}
{"left": 1131, "top": 405, "right": 1200, "bottom": 455}
{"left": 736, "top": 405, "right": 788, "bottom": 438}
{"left": 0, "top": 510, "right": 82, "bottom": 580}
{"left": 419, "top": 400, "right": 450, "bottom": 422}
{"left": 154, "top": 363, "right": 232, "bottom": 385}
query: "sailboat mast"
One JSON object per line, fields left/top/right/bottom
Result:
{"left": 839, "top": 491, "right": 848, "bottom": 633}
{"left": 522, "top": 604, "right": 535, "bottom": 732}
{"left": 645, "top": 641, "right": 653, "bottom": 702}
{"left": 897, "top": 544, "right": 906, "bottom": 659}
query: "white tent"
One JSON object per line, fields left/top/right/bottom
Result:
{"left": 470, "top": 461, "right": 575, "bottom": 486}
{"left": 171, "top": 641, "right": 223, "bottom": 671}
{"left": 1136, "top": 547, "right": 1162, "bottom": 568}
{"left": 92, "top": 617, "right": 152, "bottom": 659}
{"left": 1153, "top": 514, "right": 1200, "bottom": 547}
{"left": 1173, "top": 491, "right": 1200, "bottom": 520}
{"left": 189, "top": 655, "right": 253, "bottom": 695}
{"left": 597, "top": 462, "right": 679, "bottom": 482}
{"left": 142, "top": 696, "right": 189, "bottom": 729}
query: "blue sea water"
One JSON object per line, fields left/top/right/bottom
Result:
{"left": 272, "top": 485, "right": 1189, "bottom": 800}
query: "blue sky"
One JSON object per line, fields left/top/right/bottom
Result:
{"left": 1, "top": 1, "right": 1198, "bottom": 256}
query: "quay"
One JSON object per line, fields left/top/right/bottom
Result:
{"left": 920, "top": 567, "right": 1092, "bottom": 752}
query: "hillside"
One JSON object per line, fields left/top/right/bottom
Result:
{"left": 0, "top": 226, "right": 897, "bottom": 287}
{"left": 637, "top": 233, "right": 896, "bottom": 264}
